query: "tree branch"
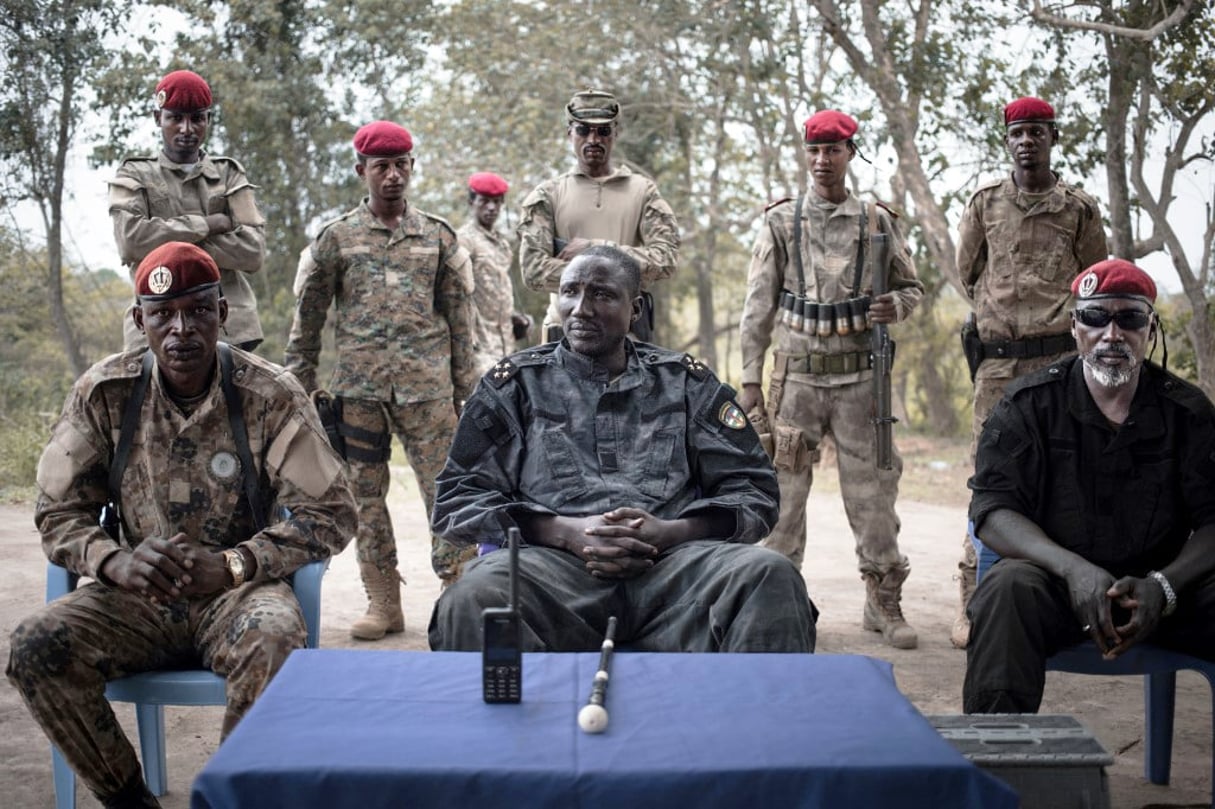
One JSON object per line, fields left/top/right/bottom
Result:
{"left": 1029, "top": 0, "right": 1196, "bottom": 41}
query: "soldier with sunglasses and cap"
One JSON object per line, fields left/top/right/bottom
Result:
{"left": 964, "top": 259, "right": 1215, "bottom": 713}
{"left": 517, "top": 89, "right": 680, "bottom": 344}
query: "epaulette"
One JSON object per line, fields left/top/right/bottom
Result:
{"left": 764, "top": 196, "right": 793, "bottom": 213}
{"left": 209, "top": 154, "right": 249, "bottom": 174}
{"left": 1155, "top": 366, "right": 1215, "bottom": 418}
{"left": 486, "top": 346, "right": 554, "bottom": 388}
{"left": 418, "top": 209, "right": 458, "bottom": 238}
{"left": 313, "top": 208, "right": 360, "bottom": 238}
{"left": 1005, "top": 359, "right": 1069, "bottom": 398}
{"left": 964, "top": 177, "right": 1006, "bottom": 207}
{"left": 681, "top": 353, "right": 711, "bottom": 380}
{"left": 118, "top": 155, "right": 157, "bottom": 166}
{"left": 874, "top": 200, "right": 901, "bottom": 219}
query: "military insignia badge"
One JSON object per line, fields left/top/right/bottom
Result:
{"left": 209, "top": 451, "right": 240, "bottom": 482}
{"left": 718, "top": 401, "right": 747, "bottom": 430}
{"left": 1078, "top": 271, "right": 1098, "bottom": 298}
{"left": 156, "top": 89, "right": 167, "bottom": 108}
{"left": 147, "top": 265, "right": 174, "bottom": 295}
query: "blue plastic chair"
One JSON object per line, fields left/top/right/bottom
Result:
{"left": 45, "top": 558, "right": 328, "bottom": 809}
{"left": 971, "top": 523, "right": 1215, "bottom": 805}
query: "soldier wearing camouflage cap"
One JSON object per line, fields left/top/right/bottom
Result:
{"left": 517, "top": 89, "right": 680, "bottom": 344}
{"left": 109, "top": 69, "right": 268, "bottom": 353}
{"left": 285, "top": 121, "right": 479, "bottom": 641}
{"left": 7, "top": 242, "right": 356, "bottom": 809}
{"left": 951, "top": 95, "right": 1109, "bottom": 649}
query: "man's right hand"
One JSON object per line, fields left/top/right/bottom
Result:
{"left": 738, "top": 384, "right": 764, "bottom": 415}
{"left": 556, "top": 237, "right": 592, "bottom": 261}
{"left": 101, "top": 535, "right": 196, "bottom": 603}
{"left": 1061, "top": 559, "right": 1120, "bottom": 655}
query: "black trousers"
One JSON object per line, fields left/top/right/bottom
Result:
{"left": 963, "top": 558, "right": 1215, "bottom": 713}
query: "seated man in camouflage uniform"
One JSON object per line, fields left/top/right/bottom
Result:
{"left": 429, "top": 246, "right": 816, "bottom": 653}
{"left": 7, "top": 243, "right": 356, "bottom": 809}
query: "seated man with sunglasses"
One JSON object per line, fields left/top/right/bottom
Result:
{"left": 963, "top": 258, "right": 1215, "bottom": 713}
{"left": 517, "top": 89, "right": 680, "bottom": 344}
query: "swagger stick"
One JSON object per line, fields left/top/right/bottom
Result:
{"left": 577, "top": 616, "right": 618, "bottom": 734}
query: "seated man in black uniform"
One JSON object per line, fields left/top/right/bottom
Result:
{"left": 964, "top": 258, "right": 1215, "bottom": 713}
{"left": 428, "top": 245, "right": 816, "bottom": 653}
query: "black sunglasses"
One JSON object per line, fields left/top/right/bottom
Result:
{"left": 1073, "top": 307, "right": 1153, "bottom": 331}
{"left": 572, "top": 124, "right": 614, "bottom": 138}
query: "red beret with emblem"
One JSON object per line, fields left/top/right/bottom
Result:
{"left": 353, "top": 121, "right": 413, "bottom": 156}
{"left": 468, "top": 172, "right": 509, "bottom": 197}
{"left": 1004, "top": 96, "right": 1055, "bottom": 126}
{"left": 155, "top": 70, "right": 212, "bottom": 111}
{"left": 803, "top": 110, "right": 858, "bottom": 144}
{"left": 1071, "top": 258, "right": 1156, "bottom": 304}
{"left": 135, "top": 242, "right": 221, "bottom": 300}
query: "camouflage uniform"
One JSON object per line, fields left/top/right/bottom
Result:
{"left": 6, "top": 347, "right": 355, "bottom": 802}
{"left": 517, "top": 165, "right": 680, "bottom": 337}
{"left": 952, "top": 174, "right": 1107, "bottom": 645}
{"left": 457, "top": 219, "right": 519, "bottom": 376}
{"left": 739, "top": 192, "right": 923, "bottom": 647}
{"left": 428, "top": 340, "right": 816, "bottom": 653}
{"left": 109, "top": 152, "right": 267, "bottom": 349}
{"left": 284, "top": 199, "right": 479, "bottom": 588}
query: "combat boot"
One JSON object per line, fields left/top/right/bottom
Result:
{"left": 950, "top": 564, "right": 976, "bottom": 649}
{"left": 862, "top": 564, "right": 918, "bottom": 649}
{"left": 350, "top": 563, "right": 405, "bottom": 641}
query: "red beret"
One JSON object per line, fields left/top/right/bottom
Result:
{"left": 135, "top": 242, "right": 221, "bottom": 300}
{"left": 155, "top": 70, "right": 212, "bottom": 111}
{"left": 1004, "top": 96, "right": 1055, "bottom": 126}
{"left": 803, "top": 110, "right": 858, "bottom": 144}
{"left": 353, "top": 121, "right": 413, "bottom": 156}
{"left": 468, "top": 172, "right": 509, "bottom": 197}
{"left": 1072, "top": 259, "right": 1156, "bottom": 304}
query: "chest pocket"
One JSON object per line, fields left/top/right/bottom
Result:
{"left": 637, "top": 430, "right": 679, "bottom": 499}
{"left": 1020, "top": 216, "right": 1077, "bottom": 283}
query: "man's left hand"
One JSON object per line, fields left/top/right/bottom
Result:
{"left": 867, "top": 292, "right": 899, "bottom": 324}
{"left": 1101, "top": 575, "right": 1168, "bottom": 659}
{"left": 164, "top": 534, "right": 234, "bottom": 598}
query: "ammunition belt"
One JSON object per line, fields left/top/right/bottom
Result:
{"left": 785, "top": 350, "right": 874, "bottom": 376}
{"left": 980, "top": 332, "right": 1076, "bottom": 360}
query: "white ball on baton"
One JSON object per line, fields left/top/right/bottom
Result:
{"left": 578, "top": 702, "right": 609, "bottom": 733}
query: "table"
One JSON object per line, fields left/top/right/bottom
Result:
{"left": 191, "top": 650, "right": 1017, "bottom": 809}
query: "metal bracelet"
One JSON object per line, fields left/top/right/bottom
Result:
{"left": 1147, "top": 570, "right": 1177, "bottom": 617}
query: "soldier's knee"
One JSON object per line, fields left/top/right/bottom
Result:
{"left": 7, "top": 614, "right": 72, "bottom": 687}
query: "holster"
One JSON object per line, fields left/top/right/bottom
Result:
{"left": 768, "top": 353, "right": 790, "bottom": 419}
{"left": 747, "top": 404, "right": 775, "bottom": 460}
{"left": 773, "top": 423, "right": 812, "bottom": 473}
{"left": 312, "top": 390, "right": 345, "bottom": 458}
{"left": 960, "top": 313, "right": 984, "bottom": 383}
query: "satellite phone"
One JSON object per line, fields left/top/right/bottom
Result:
{"left": 482, "top": 527, "right": 522, "bottom": 703}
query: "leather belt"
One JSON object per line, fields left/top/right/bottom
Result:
{"left": 785, "top": 350, "right": 873, "bottom": 376}
{"left": 980, "top": 332, "right": 1076, "bottom": 360}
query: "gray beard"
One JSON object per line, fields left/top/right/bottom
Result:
{"left": 1081, "top": 349, "right": 1139, "bottom": 389}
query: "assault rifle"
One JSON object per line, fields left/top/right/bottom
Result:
{"left": 870, "top": 232, "right": 897, "bottom": 470}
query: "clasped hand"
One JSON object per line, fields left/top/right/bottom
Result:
{"left": 1067, "top": 562, "right": 1167, "bottom": 659}
{"left": 569, "top": 508, "right": 679, "bottom": 580}
{"left": 102, "top": 533, "right": 231, "bottom": 603}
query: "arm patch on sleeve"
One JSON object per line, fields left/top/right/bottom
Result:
{"left": 449, "top": 400, "right": 512, "bottom": 466}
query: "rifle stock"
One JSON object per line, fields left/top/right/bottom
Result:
{"left": 870, "top": 232, "right": 897, "bottom": 470}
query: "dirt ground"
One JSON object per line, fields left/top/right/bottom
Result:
{"left": 1, "top": 438, "right": 1211, "bottom": 808}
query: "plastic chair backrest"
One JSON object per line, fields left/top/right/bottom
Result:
{"left": 45, "top": 559, "right": 327, "bottom": 807}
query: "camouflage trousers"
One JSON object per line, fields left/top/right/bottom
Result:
{"left": 341, "top": 397, "right": 475, "bottom": 583}
{"left": 6, "top": 579, "right": 303, "bottom": 800}
{"left": 762, "top": 377, "right": 905, "bottom": 574}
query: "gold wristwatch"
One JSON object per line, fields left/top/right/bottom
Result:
{"left": 223, "top": 549, "right": 248, "bottom": 587}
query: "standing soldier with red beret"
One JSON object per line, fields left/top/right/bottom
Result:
{"left": 738, "top": 110, "right": 924, "bottom": 649}
{"left": 109, "top": 69, "right": 267, "bottom": 352}
{"left": 457, "top": 172, "right": 533, "bottom": 375}
{"left": 951, "top": 96, "right": 1109, "bottom": 649}
{"left": 285, "top": 121, "right": 478, "bottom": 641}
{"left": 518, "top": 89, "right": 680, "bottom": 344}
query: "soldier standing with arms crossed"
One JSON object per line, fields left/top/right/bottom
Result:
{"left": 518, "top": 89, "right": 680, "bottom": 343}
{"left": 285, "top": 121, "right": 478, "bottom": 641}
{"left": 738, "top": 110, "right": 924, "bottom": 649}
{"left": 109, "top": 69, "right": 267, "bottom": 352}
{"left": 951, "top": 96, "right": 1108, "bottom": 649}
{"left": 457, "top": 171, "right": 533, "bottom": 374}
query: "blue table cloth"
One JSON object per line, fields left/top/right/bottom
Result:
{"left": 191, "top": 650, "right": 1016, "bottom": 809}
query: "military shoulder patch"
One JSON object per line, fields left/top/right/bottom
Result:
{"left": 765, "top": 196, "right": 793, "bottom": 213}
{"left": 718, "top": 400, "right": 747, "bottom": 430}
{"left": 874, "top": 199, "right": 902, "bottom": 219}
{"left": 487, "top": 358, "right": 520, "bottom": 387}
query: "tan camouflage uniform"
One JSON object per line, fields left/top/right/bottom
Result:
{"left": 517, "top": 164, "right": 679, "bottom": 335}
{"left": 740, "top": 192, "right": 922, "bottom": 646}
{"left": 109, "top": 153, "right": 267, "bottom": 349}
{"left": 284, "top": 200, "right": 479, "bottom": 586}
{"left": 6, "top": 347, "right": 355, "bottom": 802}
{"left": 457, "top": 219, "right": 519, "bottom": 376}
{"left": 952, "top": 174, "right": 1107, "bottom": 644}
